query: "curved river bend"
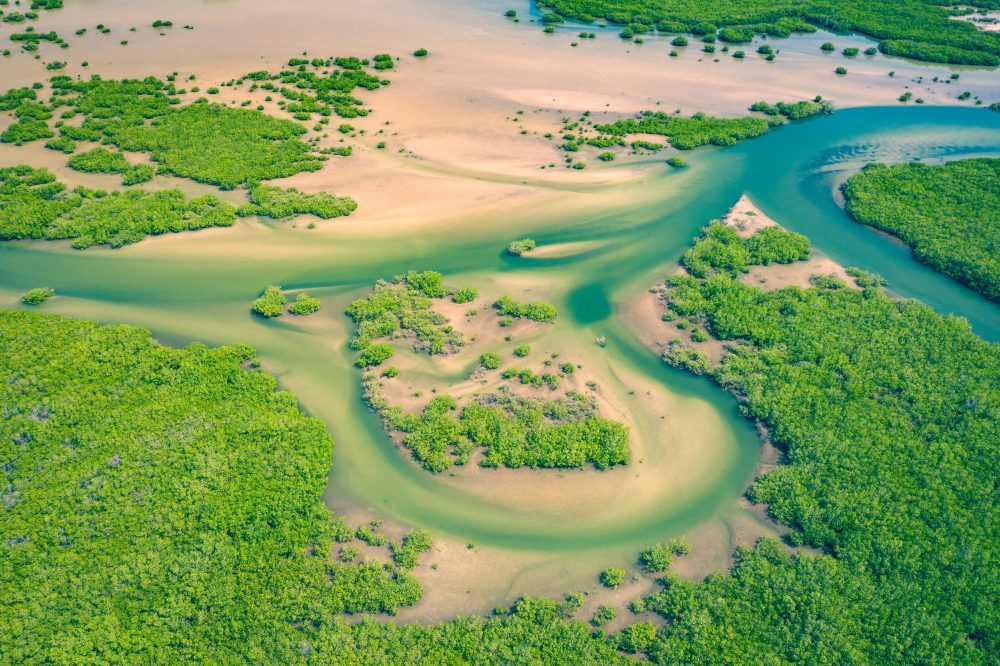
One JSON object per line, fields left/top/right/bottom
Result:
{"left": 1, "top": 106, "right": 997, "bottom": 611}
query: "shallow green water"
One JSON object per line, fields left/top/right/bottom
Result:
{"left": 1, "top": 106, "right": 997, "bottom": 567}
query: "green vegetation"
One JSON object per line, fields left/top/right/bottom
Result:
{"left": 647, "top": 222, "right": 999, "bottom": 663}
{"left": 20, "top": 287, "right": 54, "bottom": 304}
{"left": 842, "top": 159, "right": 1000, "bottom": 300}
{"left": 67, "top": 147, "right": 154, "bottom": 185}
{"left": 44, "top": 76, "right": 326, "bottom": 189}
{"left": 413, "top": 48, "right": 428, "bottom": 57}
{"left": 493, "top": 294, "right": 558, "bottom": 322}
{"left": 748, "top": 97, "right": 832, "bottom": 120}
{"left": 350, "top": 272, "right": 626, "bottom": 472}
{"left": 0, "top": 100, "right": 54, "bottom": 145}
{"left": 364, "top": 379, "right": 630, "bottom": 472}
{"left": 238, "top": 56, "right": 389, "bottom": 120}
{"left": 639, "top": 540, "right": 689, "bottom": 572}
{"left": 600, "top": 566, "right": 626, "bottom": 588}
{"left": 506, "top": 237, "right": 537, "bottom": 255}
{"left": 252, "top": 285, "right": 287, "bottom": 318}
{"left": 43, "top": 136, "right": 75, "bottom": 153}
{"left": 665, "top": 156, "right": 686, "bottom": 168}
{"left": 0, "top": 166, "right": 236, "bottom": 248}
{"left": 592, "top": 605, "right": 617, "bottom": 626}
{"left": 347, "top": 270, "right": 462, "bottom": 356}
{"left": 357, "top": 342, "right": 395, "bottom": 367}
{"left": 680, "top": 222, "right": 810, "bottom": 277}
{"left": 237, "top": 184, "right": 357, "bottom": 220}
{"left": 0, "top": 311, "right": 436, "bottom": 662}
{"left": 479, "top": 351, "right": 501, "bottom": 369}
{"left": 288, "top": 292, "right": 321, "bottom": 315}
{"left": 451, "top": 286, "right": 477, "bottom": 303}
{"left": 373, "top": 53, "right": 394, "bottom": 70}
{"left": 534, "top": 0, "right": 1000, "bottom": 66}
{"left": 596, "top": 110, "right": 773, "bottom": 150}
{"left": 514, "top": 344, "right": 531, "bottom": 357}
{"left": 390, "top": 529, "right": 433, "bottom": 569}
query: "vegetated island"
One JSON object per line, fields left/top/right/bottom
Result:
{"left": 594, "top": 98, "right": 832, "bottom": 150}
{"left": 842, "top": 157, "right": 1000, "bottom": 300}
{"left": 549, "top": 98, "right": 830, "bottom": 168}
{"left": 532, "top": 0, "right": 1000, "bottom": 65}
{"left": 348, "top": 270, "right": 630, "bottom": 473}
{"left": 637, "top": 201, "right": 998, "bottom": 663}
{"left": 251, "top": 285, "right": 322, "bottom": 318}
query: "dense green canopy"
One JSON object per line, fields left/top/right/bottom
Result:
{"left": 843, "top": 158, "right": 1000, "bottom": 300}
{"left": 0, "top": 311, "right": 425, "bottom": 662}
{"left": 651, "top": 224, "right": 999, "bottom": 662}
{"left": 0, "top": 165, "right": 235, "bottom": 248}
{"left": 536, "top": 0, "right": 1000, "bottom": 65}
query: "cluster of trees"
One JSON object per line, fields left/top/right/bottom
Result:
{"left": 680, "top": 222, "right": 811, "bottom": 277}
{"left": 110, "top": 102, "right": 324, "bottom": 190}
{"left": 9, "top": 28, "right": 66, "bottom": 49}
{"left": 506, "top": 238, "right": 537, "bottom": 255}
{"left": 596, "top": 110, "right": 774, "bottom": 150}
{"left": 42, "top": 76, "right": 325, "bottom": 189}
{"left": 0, "top": 165, "right": 236, "bottom": 248}
{"left": 0, "top": 98, "right": 53, "bottom": 145}
{"left": 748, "top": 97, "right": 832, "bottom": 120}
{"left": 364, "top": 376, "right": 630, "bottom": 472}
{"left": 493, "top": 294, "right": 558, "bottom": 322}
{"left": 237, "top": 55, "right": 388, "bottom": 120}
{"left": 451, "top": 285, "right": 477, "bottom": 303}
{"left": 647, "top": 223, "right": 999, "bottom": 662}
{"left": 0, "top": 73, "right": 368, "bottom": 219}
{"left": 639, "top": 539, "right": 689, "bottom": 572}
{"left": 252, "top": 285, "right": 287, "bottom": 317}
{"left": 20, "top": 287, "right": 54, "bottom": 304}
{"left": 842, "top": 158, "right": 1000, "bottom": 300}
{"left": 237, "top": 184, "right": 357, "bottom": 220}
{"left": 67, "top": 147, "right": 154, "bottom": 185}
{"left": 533, "top": 0, "right": 1000, "bottom": 66}
{"left": 44, "top": 136, "right": 75, "bottom": 153}
{"left": 253, "top": 287, "right": 322, "bottom": 318}
{"left": 346, "top": 270, "right": 464, "bottom": 358}
{"left": 289, "top": 292, "right": 322, "bottom": 315}
{"left": 0, "top": 311, "right": 434, "bottom": 663}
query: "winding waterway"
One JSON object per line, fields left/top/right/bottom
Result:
{"left": 1, "top": 0, "right": 999, "bottom": 617}
{"left": 2, "top": 107, "right": 997, "bottom": 616}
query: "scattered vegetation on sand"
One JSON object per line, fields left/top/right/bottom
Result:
{"left": 237, "top": 55, "right": 390, "bottom": 120}
{"left": 350, "top": 272, "right": 625, "bottom": 472}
